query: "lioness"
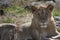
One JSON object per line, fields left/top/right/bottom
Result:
{"left": 19, "top": 1, "right": 60, "bottom": 40}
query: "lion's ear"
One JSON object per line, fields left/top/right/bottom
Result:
{"left": 47, "top": 4, "right": 54, "bottom": 11}
{"left": 31, "top": 6, "right": 37, "bottom": 12}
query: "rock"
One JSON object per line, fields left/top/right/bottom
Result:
{"left": 0, "top": 0, "right": 12, "bottom": 8}
{"left": 54, "top": 16, "right": 60, "bottom": 21}
{"left": 0, "top": 10, "right": 4, "bottom": 16}
{"left": 54, "top": 16, "right": 60, "bottom": 27}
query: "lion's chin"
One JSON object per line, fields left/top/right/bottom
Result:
{"left": 40, "top": 25, "right": 47, "bottom": 28}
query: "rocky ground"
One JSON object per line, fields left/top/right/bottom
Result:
{"left": 54, "top": 16, "right": 60, "bottom": 27}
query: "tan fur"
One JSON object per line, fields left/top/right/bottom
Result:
{"left": 19, "top": 2, "right": 60, "bottom": 40}
{"left": 31, "top": 4, "right": 59, "bottom": 40}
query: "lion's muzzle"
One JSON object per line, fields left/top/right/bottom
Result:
{"left": 39, "top": 23, "right": 48, "bottom": 28}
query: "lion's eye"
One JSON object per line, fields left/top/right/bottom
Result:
{"left": 45, "top": 13, "right": 48, "bottom": 17}
{"left": 34, "top": 10, "right": 38, "bottom": 14}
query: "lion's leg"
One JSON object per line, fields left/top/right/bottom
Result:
{"left": 32, "top": 31, "right": 49, "bottom": 40}
{"left": 32, "top": 29, "right": 40, "bottom": 40}
{"left": 48, "top": 20, "right": 60, "bottom": 36}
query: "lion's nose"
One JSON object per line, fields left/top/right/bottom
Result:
{"left": 41, "top": 20, "right": 46, "bottom": 23}
{"left": 40, "top": 17, "right": 47, "bottom": 22}
{"left": 41, "top": 15, "right": 47, "bottom": 19}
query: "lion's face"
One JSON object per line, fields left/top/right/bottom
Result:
{"left": 31, "top": 4, "right": 54, "bottom": 28}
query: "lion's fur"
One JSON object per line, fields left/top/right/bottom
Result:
{"left": 19, "top": 1, "right": 60, "bottom": 40}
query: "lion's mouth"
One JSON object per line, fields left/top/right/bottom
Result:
{"left": 39, "top": 23, "right": 48, "bottom": 28}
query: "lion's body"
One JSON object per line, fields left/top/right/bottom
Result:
{"left": 18, "top": 22, "right": 33, "bottom": 40}
{"left": 19, "top": 16, "right": 58, "bottom": 40}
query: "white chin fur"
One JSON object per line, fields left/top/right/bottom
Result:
{"left": 40, "top": 25, "right": 47, "bottom": 28}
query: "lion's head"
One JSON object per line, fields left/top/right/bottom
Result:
{"left": 30, "top": 1, "right": 55, "bottom": 28}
